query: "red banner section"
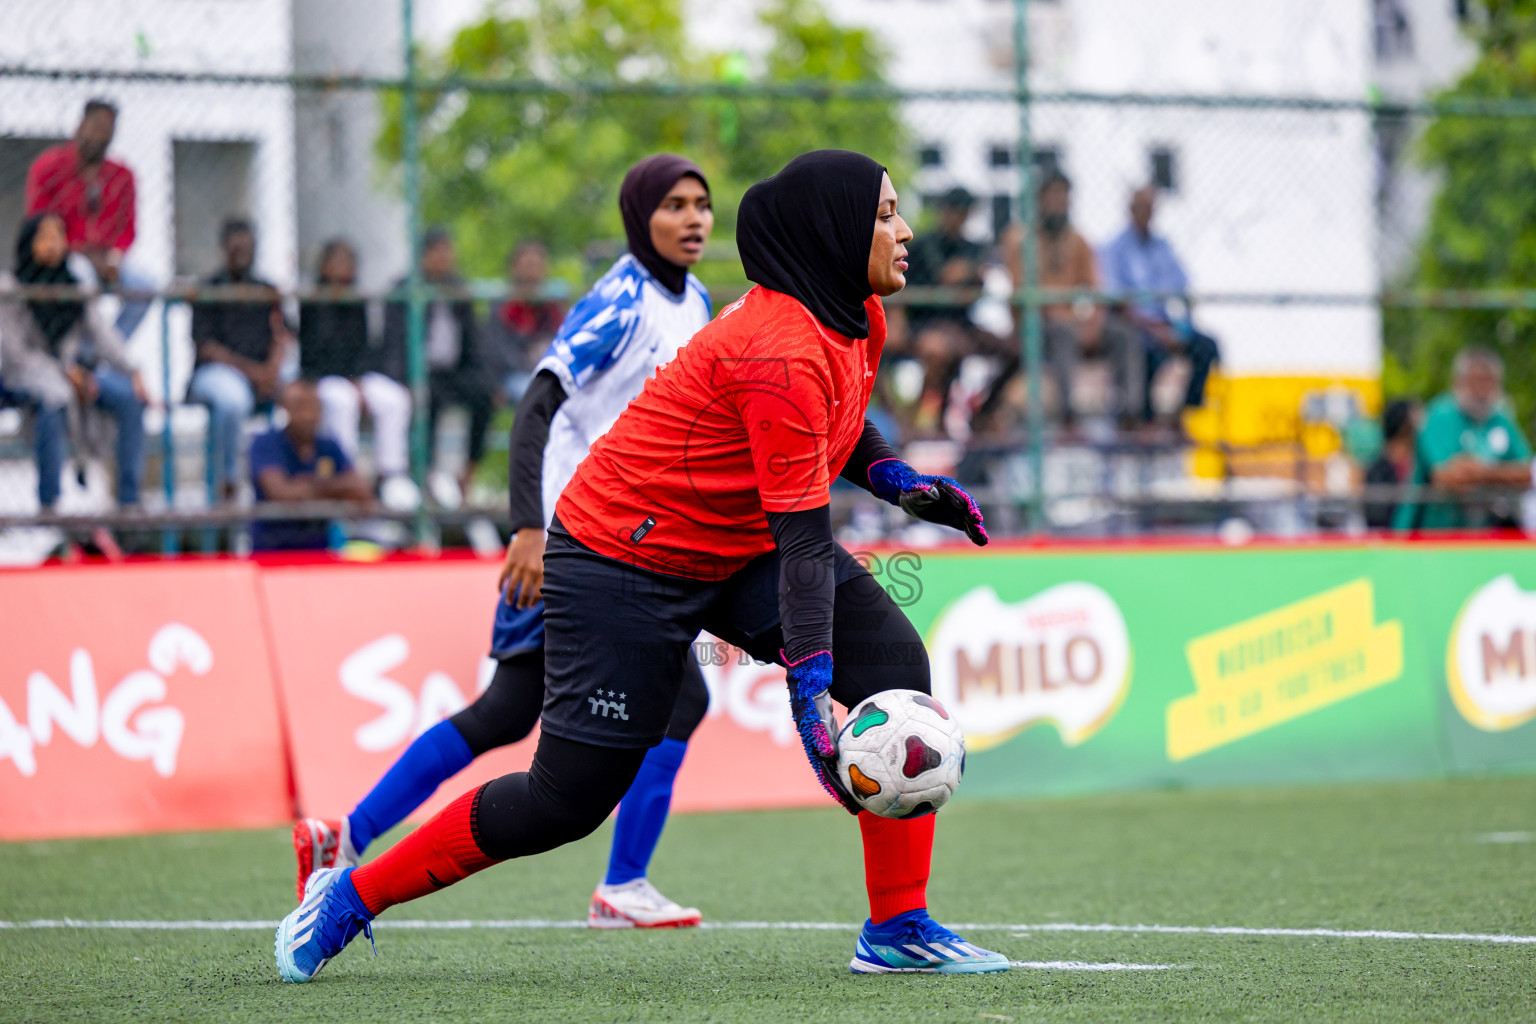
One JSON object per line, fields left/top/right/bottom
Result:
{"left": 684, "top": 642, "right": 826, "bottom": 812}
{"left": 0, "top": 557, "right": 832, "bottom": 840}
{"left": 0, "top": 563, "right": 291, "bottom": 840}
{"left": 259, "top": 561, "right": 536, "bottom": 824}
{"left": 258, "top": 561, "right": 824, "bottom": 822}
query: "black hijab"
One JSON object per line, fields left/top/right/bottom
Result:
{"left": 14, "top": 214, "right": 84, "bottom": 351}
{"left": 736, "top": 150, "right": 886, "bottom": 340}
{"left": 619, "top": 154, "right": 709, "bottom": 297}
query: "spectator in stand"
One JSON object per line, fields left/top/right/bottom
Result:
{"left": 0, "top": 213, "right": 147, "bottom": 510}
{"left": 906, "top": 187, "right": 985, "bottom": 331}
{"left": 1364, "top": 398, "right": 1419, "bottom": 529}
{"left": 1000, "top": 172, "right": 1140, "bottom": 430}
{"left": 189, "top": 218, "right": 292, "bottom": 500}
{"left": 302, "top": 239, "right": 412, "bottom": 487}
{"left": 1393, "top": 348, "right": 1533, "bottom": 531}
{"left": 25, "top": 98, "right": 153, "bottom": 342}
{"left": 900, "top": 186, "right": 990, "bottom": 436}
{"left": 382, "top": 227, "right": 490, "bottom": 501}
{"left": 485, "top": 241, "right": 564, "bottom": 404}
{"left": 1100, "top": 186, "right": 1220, "bottom": 432}
{"left": 249, "top": 378, "right": 371, "bottom": 551}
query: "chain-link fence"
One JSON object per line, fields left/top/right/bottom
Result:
{"left": 0, "top": 0, "right": 1530, "bottom": 559}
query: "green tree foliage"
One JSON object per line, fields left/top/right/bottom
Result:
{"left": 378, "top": 0, "right": 908, "bottom": 285}
{"left": 1391, "top": 0, "right": 1536, "bottom": 420}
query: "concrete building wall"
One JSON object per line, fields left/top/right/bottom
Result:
{"left": 692, "top": 0, "right": 1383, "bottom": 377}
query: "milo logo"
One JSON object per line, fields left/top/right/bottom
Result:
{"left": 928, "top": 583, "right": 1132, "bottom": 751}
{"left": 1448, "top": 574, "right": 1536, "bottom": 732}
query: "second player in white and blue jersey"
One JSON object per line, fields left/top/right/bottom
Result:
{"left": 287, "top": 157, "right": 720, "bottom": 939}
{"left": 531, "top": 252, "right": 712, "bottom": 529}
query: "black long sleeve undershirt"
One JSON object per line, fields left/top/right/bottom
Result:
{"left": 507, "top": 369, "right": 569, "bottom": 532}
{"left": 767, "top": 420, "right": 895, "bottom": 664}
{"left": 838, "top": 417, "right": 900, "bottom": 496}
{"left": 765, "top": 504, "right": 836, "bottom": 665}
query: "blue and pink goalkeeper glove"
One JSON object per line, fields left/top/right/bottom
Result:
{"left": 783, "top": 650, "right": 860, "bottom": 815}
{"left": 867, "top": 458, "right": 989, "bottom": 546}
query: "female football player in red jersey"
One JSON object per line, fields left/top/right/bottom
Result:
{"left": 276, "top": 150, "right": 1009, "bottom": 981}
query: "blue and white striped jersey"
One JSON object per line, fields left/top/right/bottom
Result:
{"left": 533, "top": 253, "right": 712, "bottom": 525}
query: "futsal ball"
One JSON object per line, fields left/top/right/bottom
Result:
{"left": 836, "top": 689, "right": 965, "bottom": 819}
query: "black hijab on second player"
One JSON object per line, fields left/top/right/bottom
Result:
{"left": 735, "top": 149, "right": 887, "bottom": 340}
{"left": 618, "top": 153, "right": 710, "bottom": 297}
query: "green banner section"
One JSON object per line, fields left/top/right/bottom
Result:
{"left": 883, "top": 543, "right": 1536, "bottom": 800}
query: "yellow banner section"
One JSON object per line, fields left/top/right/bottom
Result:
{"left": 1166, "top": 579, "right": 1403, "bottom": 761}
{"left": 1184, "top": 374, "right": 1381, "bottom": 480}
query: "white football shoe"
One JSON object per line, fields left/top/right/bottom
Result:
{"left": 587, "top": 878, "right": 702, "bottom": 929}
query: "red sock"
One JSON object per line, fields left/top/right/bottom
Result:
{"left": 350, "top": 787, "right": 499, "bottom": 916}
{"left": 859, "top": 811, "right": 934, "bottom": 924}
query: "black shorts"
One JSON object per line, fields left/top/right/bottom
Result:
{"left": 539, "top": 523, "right": 927, "bottom": 748}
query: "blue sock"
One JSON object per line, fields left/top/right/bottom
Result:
{"left": 604, "top": 737, "right": 687, "bottom": 886}
{"left": 346, "top": 720, "right": 474, "bottom": 856}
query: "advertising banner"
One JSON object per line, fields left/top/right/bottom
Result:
{"left": 258, "top": 561, "right": 822, "bottom": 823}
{"left": 684, "top": 639, "right": 826, "bottom": 811}
{"left": 902, "top": 542, "right": 1536, "bottom": 799}
{"left": 0, "top": 562, "right": 290, "bottom": 840}
{"left": 259, "top": 561, "right": 537, "bottom": 824}
{"left": 4, "top": 542, "right": 1532, "bottom": 840}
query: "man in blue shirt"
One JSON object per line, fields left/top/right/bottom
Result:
{"left": 1099, "top": 186, "right": 1220, "bottom": 428}
{"left": 249, "top": 378, "right": 371, "bottom": 550}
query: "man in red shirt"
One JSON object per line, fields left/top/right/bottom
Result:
{"left": 25, "top": 99, "right": 152, "bottom": 341}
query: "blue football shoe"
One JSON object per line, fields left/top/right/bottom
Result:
{"left": 850, "top": 909, "right": 1011, "bottom": 974}
{"left": 275, "top": 866, "right": 375, "bottom": 983}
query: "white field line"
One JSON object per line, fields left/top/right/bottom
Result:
{"left": 1005, "top": 923, "right": 1536, "bottom": 945}
{"left": 1009, "top": 961, "right": 1186, "bottom": 971}
{"left": 1475, "top": 831, "right": 1534, "bottom": 844}
{"left": 1, "top": 919, "right": 1534, "bottom": 944}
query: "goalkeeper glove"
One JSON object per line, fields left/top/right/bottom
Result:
{"left": 783, "top": 650, "right": 860, "bottom": 815}
{"left": 867, "top": 458, "right": 989, "bottom": 546}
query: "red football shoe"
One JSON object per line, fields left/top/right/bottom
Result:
{"left": 291, "top": 818, "right": 355, "bottom": 901}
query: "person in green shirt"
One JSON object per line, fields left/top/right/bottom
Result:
{"left": 1393, "top": 347, "right": 1533, "bottom": 531}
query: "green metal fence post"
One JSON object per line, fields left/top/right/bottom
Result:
{"left": 1013, "top": 0, "right": 1046, "bottom": 533}
{"left": 402, "top": 0, "right": 430, "bottom": 542}
{"left": 159, "top": 298, "right": 178, "bottom": 555}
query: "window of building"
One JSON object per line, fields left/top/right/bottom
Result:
{"left": 991, "top": 194, "right": 1013, "bottom": 241}
{"left": 174, "top": 140, "right": 256, "bottom": 278}
{"left": 1033, "top": 146, "right": 1061, "bottom": 179}
{"left": 989, "top": 145, "right": 1058, "bottom": 175}
{"left": 1149, "top": 146, "right": 1177, "bottom": 192}
{"left": 0, "top": 137, "right": 63, "bottom": 271}
{"left": 1373, "top": 0, "right": 1413, "bottom": 61}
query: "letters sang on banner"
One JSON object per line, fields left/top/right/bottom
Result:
{"left": 0, "top": 624, "right": 211, "bottom": 778}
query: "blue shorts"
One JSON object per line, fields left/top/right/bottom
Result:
{"left": 490, "top": 583, "right": 546, "bottom": 659}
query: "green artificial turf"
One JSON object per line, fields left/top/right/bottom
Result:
{"left": 2, "top": 777, "right": 1534, "bottom": 1023}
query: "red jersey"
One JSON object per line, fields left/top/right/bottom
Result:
{"left": 556, "top": 286, "right": 885, "bottom": 580}
{"left": 25, "top": 143, "right": 137, "bottom": 254}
